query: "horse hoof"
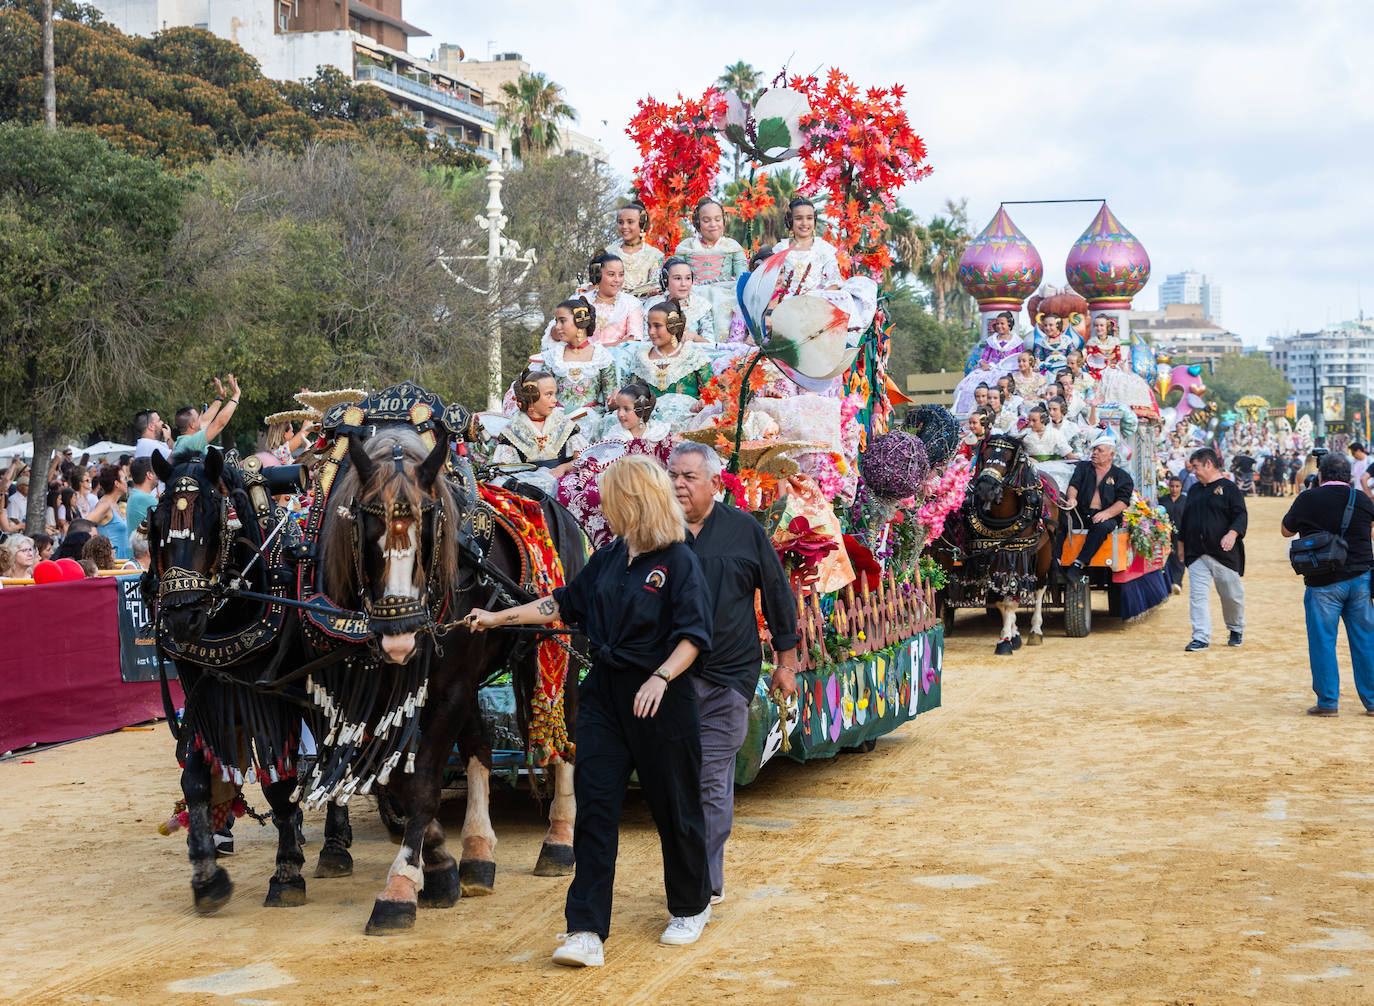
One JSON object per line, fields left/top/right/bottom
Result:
{"left": 314, "top": 847, "right": 354, "bottom": 878}
{"left": 264, "top": 875, "right": 307, "bottom": 908}
{"left": 1028, "top": 632, "right": 1043, "bottom": 646}
{"left": 192, "top": 867, "right": 233, "bottom": 914}
{"left": 418, "top": 864, "right": 462, "bottom": 908}
{"left": 1011, "top": 634, "right": 1023, "bottom": 650}
{"left": 533, "top": 842, "right": 575, "bottom": 877}
{"left": 365, "top": 898, "right": 416, "bottom": 935}
{"left": 994, "top": 640, "right": 1014, "bottom": 656}
{"left": 459, "top": 859, "right": 496, "bottom": 897}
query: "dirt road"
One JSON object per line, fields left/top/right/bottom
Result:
{"left": 5, "top": 496, "right": 1374, "bottom": 1004}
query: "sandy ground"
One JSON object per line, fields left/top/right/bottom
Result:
{"left": 5, "top": 496, "right": 1374, "bottom": 1005}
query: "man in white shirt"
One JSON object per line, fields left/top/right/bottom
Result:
{"left": 5, "top": 472, "right": 29, "bottom": 525}
{"left": 132, "top": 409, "right": 171, "bottom": 461}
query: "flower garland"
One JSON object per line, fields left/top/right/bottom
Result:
{"left": 789, "top": 70, "right": 933, "bottom": 278}
{"left": 626, "top": 88, "right": 728, "bottom": 252}
{"left": 913, "top": 456, "right": 973, "bottom": 543}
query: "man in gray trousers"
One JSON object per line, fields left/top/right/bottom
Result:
{"left": 1179, "top": 446, "right": 1248, "bottom": 652}
{"left": 669, "top": 442, "right": 800, "bottom": 904}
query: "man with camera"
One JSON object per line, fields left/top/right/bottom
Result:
{"left": 1282, "top": 451, "right": 1374, "bottom": 716}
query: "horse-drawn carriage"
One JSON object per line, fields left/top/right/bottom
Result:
{"left": 935, "top": 404, "right": 1171, "bottom": 646}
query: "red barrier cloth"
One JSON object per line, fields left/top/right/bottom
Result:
{"left": 0, "top": 578, "right": 182, "bottom": 751}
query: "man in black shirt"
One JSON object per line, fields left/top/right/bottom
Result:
{"left": 1158, "top": 474, "right": 1187, "bottom": 593}
{"left": 1062, "top": 433, "right": 1134, "bottom": 582}
{"left": 1179, "top": 447, "right": 1248, "bottom": 652}
{"left": 670, "top": 442, "right": 799, "bottom": 906}
{"left": 1281, "top": 452, "right": 1374, "bottom": 715}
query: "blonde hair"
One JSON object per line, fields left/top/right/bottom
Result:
{"left": 599, "top": 456, "right": 684, "bottom": 554}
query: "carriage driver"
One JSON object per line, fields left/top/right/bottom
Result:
{"left": 1062, "top": 431, "right": 1134, "bottom": 583}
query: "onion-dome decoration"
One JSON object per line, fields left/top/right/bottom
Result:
{"left": 957, "top": 207, "right": 1044, "bottom": 308}
{"left": 1064, "top": 203, "right": 1151, "bottom": 308}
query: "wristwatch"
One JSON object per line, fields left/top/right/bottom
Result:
{"left": 653, "top": 667, "right": 672, "bottom": 683}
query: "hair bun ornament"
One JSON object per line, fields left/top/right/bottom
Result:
{"left": 860, "top": 431, "right": 930, "bottom": 500}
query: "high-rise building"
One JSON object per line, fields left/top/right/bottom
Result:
{"left": 1268, "top": 320, "right": 1374, "bottom": 411}
{"left": 1158, "top": 269, "right": 1222, "bottom": 326}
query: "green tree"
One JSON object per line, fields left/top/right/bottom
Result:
{"left": 493, "top": 71, "right": 575, "bottom": 161}
{"left": 883, "top": 205, "right": 924, "bottom": 282}
{"left": 917, "top": 208, "right": 971, "bottom": 323}
{"left": 884, "top": 283, "right": 976, "bottom": 381}
{"left": 0, "top": 124, "right": 187, "bottom": 533}
{"left": 168, "top": 144, "right": 490, "bottom": 433}
{"left": 1206, "top": 351, "right": 1294, "bottom": 415}
{"left": 0, "top": 2, "right": 480, "bottom": 167}
{"left": 716, "top": 60, "right": 761, "bottom": 182}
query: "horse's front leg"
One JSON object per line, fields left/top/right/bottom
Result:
{"left": 182, "top": 748, "right": 233, "bottom": 913}
{"left": 458, "top": 755, "right": 498, "bottom": 896}
{"left": 994, "top": 597, "right": 1021, "bottom": 655}
{"left": 263, "top": 776, "right": 307, "bottom": 907}
{"left": 534, "top": 756, "right": 576, "bottom": 876}
{"left": 365, "top": 773, "right": 438, "bottom": 935}
{"left": 314, "top": 799, "right": 354, "bottom": 878}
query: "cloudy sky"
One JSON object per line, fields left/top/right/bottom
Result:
{"left": 410, "top": 0, "right": 1371, "bottom": 346}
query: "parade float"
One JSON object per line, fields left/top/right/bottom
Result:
{"left": 941, "top": 203, "right": 1173, "bottom": 637}
{"left": 602, "top": 69, "right": 950, "bottom": 784}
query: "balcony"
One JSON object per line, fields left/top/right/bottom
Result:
{"left": 356, "top": 65, "right": 497, "bottom": 125}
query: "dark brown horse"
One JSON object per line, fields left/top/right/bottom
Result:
{"left": 147, "top": 448, "right": 352, "bottom": 913}
{"left": 308, "top": 425, "right": 579, "bottom": 934}
{"left": 950, "top": 433, "right": 1060, "bottom": 654}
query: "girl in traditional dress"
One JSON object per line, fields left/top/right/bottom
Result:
{"left": 545, "top": 297, "right": 616, "bottom": 435}
{"left": 675, "top": 198, "right": 746, "bottom": 334}
{"left": 1033, "top": 312, "right": 1082, "bottom": 377}
{"left": 492, "top": 369, "right": 588, "bottom": 495}
{"left": 577, "top": 253, "right": 645, "bottom": 349}
{"left": 647, "top": 257, "right": 715, "bottom": 343}
{"left": 626, "top": 300, "right": 712, "bottom": 433}
{"left": 1020, "top": 405, "right": 1075, "bottom": 462}
{"left": 1083, "top": 314, "right": 1123, "bottom": 379}
{"left": 1011, "top": 351, "right": 1048, "bottom": 403}
{"left": 604, "top": 202, "right": 664, "bottom": 298}
{"left": 774, "top": 198, "right": 842, "bottom": 296}
{"left": 608, "top": 381, "right": 672, "bottom": 458}
{"left": 952, "top": 310, "right": 1025, "bottom": 414}
{"left": 557, "top": 381, "right": 673, "bottom": 549}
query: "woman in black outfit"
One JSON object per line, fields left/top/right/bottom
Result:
{"left": 465, "top": 455, "right": 714, "bottom": 967}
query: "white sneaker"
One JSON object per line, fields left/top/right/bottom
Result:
{"left": 709, "top": 891, "right": 724, "bottom": 906}
{"left": 660, "top": 905, "right": 711, "bottom": 946}
{"left": 552, "top": 931, "right": 604, "bottom": 967}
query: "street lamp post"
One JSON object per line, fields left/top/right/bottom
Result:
{"left": 439, "top": 160, "right": 537, "bottom": 413}
{"left": 481, "top": 161, "right": 506, "bottom": 411}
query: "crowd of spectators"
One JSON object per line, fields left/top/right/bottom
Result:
{"left": 0, "top": 373, "right": 241, "bottom": 584}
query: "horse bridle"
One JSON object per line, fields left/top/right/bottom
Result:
{"left": 338, "top": 444, "right": 449, "bottom": 637}
{"left": 151, "top": 472, "right": 234, "bottom": 610}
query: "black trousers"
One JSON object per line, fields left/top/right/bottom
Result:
{"left": 1167, "top": 549, "right": 1186, "bottom": 586}
{"left": 1074, "top": 508, "right": 1119, "bottom": 566}
{"left": 564, "top": 666, "right": 710, "bottom": 940}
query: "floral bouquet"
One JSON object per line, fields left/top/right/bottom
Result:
{"left": 1121, "top": 496, "right": 1172, "bottom": 559}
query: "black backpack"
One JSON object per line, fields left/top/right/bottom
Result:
{"left": 1289, "top": 487, "right": 1356, "bottom": 577}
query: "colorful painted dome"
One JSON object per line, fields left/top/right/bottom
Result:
{"left": 957, "top": 207, "right": 1043, "bottom": 308}
{"left": 1064, "top": 203, "right": 1151, "bottom": 308}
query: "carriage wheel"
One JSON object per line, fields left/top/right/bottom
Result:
{"left": 1064, "top": 578, "right": 1092, "bottom": 637}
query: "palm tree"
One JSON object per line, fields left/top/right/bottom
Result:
{"left": 883, "top": 206, "right": 925, "bottom": 282}
{"left": 918, "top": 215, "right": 969, "bottom": 322}
{"left": 494, "top": 72, "right": 576, "bottom": 161}
{"left": 716, "top": 60, "right": 761, "bottom": 182}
